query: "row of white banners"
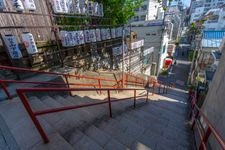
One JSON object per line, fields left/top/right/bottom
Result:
{"left": 0, "top": 0, "right": 36, "bottom": 11}
{"left": 131, "top": 40, "right": 144, "bottom": 50}
{"left": 2, "top": 33, "right": 38, "bottom": 59}
{"left": 0, "top": 0, "right": 103, "bottom": 17}
{"left": 53, "top": 0, "right": 104, "bottom": 16}
{"left": 59, "top": 27, "right": 131, "bottom": 47}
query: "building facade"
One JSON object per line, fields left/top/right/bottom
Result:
{"left": 131, "top": 20, "right": 171, "bottom": 75}
{"left": 131, "top": 0, "right": 164, "bottom": 22}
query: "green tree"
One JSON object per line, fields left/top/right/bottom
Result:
{"left": 189, "top": 22, "right": 201, "bottom": 35}
{"left": 101, "top": 0, "right": 144, "bottom": 25}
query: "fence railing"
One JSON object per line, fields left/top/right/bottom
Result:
{"left": 0, "top": 65, "right": 170, "bottom": 99}
{"left": 0, "top": 79, "right": 120, "bottom": 99}
{"left": 189, "top": 93, "right": 225, "bottom": 150}
{"left": 17, "top": 87, "right": 149, "bottom": 143}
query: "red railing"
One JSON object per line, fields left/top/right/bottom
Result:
{"left": 17, "top": 87, "right": 149, "bottom": 143}
{"left": 0, "top": 65, "right": 123, "bottom": 99}
{"left": 189, "top": 93, "right": 225, "bottom": 150}
{"left": 0, "top": 79, "right": 120, "bottom": 99}
{"left": 0, "top": 65, "right": 170, "bottom": 99}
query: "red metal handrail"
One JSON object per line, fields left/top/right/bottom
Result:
{"left": 0, "top": 79, "right": 120, "bottom": 99}
{"left": 0, "top": 65, "right": 117, "bottom": 82}
{"left": 190, "top": 93, "right": 225, "bottom": 150}
{"left": 0, "top": 65, "right": 169, "bottom": 100}
{"left": 17, "top": 87, "right": 149, "bottom": 143}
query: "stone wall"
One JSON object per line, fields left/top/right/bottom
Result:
{"left": 201, "top": 48, "right": 225, "bottom": 149}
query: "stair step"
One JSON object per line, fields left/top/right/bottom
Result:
{"left": 84, "top": 125, "right": 111, "bottom": 147}
{"left": 72, "top": 132, "right": 104, "bottom": 150}
{"left": 30, "top": 133, "right": 74, "bottom": 150}
{"left": 65, "top": 96, "right": 109, "bottom": 119}
{"left": 121, "top": 111, "right": 191, "bottom": 147}
{"left": 0, "top": 98, "right": 55, "bottom": 149}
{"left": 99, "top": 120, "right": 136, "bottom": 148}
{"left": 40, "top": 96, "right": 84, "bottom": 134}
{"left": 53, "top": 96, "right": 97, "bottom": 123}
{"left": 84, "top": 125, "right": 129, "bottom": 150}
{"left": 144, "top": 103, "right": 187, "bottom": 123}
{"left": 30, "top": 97, "right": 79, "bottom": 135}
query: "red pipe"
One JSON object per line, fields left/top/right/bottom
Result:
{"left": 134, "top": 90, "right": 136, "bottom": 108}
{"left": 17, "top": 92, "right": 49, "bottom": 143}
{"left": 107, "top": 90, "right": 112, "bottom": 118}
{"left": 0, "top": 81, "right": 12, "bottom": 100}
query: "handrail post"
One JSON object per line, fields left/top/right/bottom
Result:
{"left": 64, "top": 74, "right": 72, "bottom": 96}
{"left": 107, "top": 90, "right": 112, "bottom": 118}
{"left": 64, "top": 74, "right": 70, "bottom": 88}
{"left": 146, "top": 90, "right": 149, "bottom": 102}
{"left": 135, "top": 78, "right": 137, "bottom": 87}
{"left": 163, "top": 85, "right": 166, "bottom": 94}
{"left": 98, "top": 79, "right": 102, "bottom": 95}
{"left": 158, "top": 84, "right": 161, "bottom": 94}
{"left": 134, "top": 90, "right": 136, "bottom": 108}
{"left": 0, "top": 81, "right": 12, "bottom": 100}
{"left": 125, "top": 74, "right": 128, "bottom": 87}
{"left": 17, "top": 90, "right": 49, "bottom": 143}
{"left": 152, "top": 82, "right": 155, "bottom": 96}
{"left": 199, "top": 127, "right": 212, "bottom": 150}
{"left": 191, "top": 109, "right": 200, "bottom": 130}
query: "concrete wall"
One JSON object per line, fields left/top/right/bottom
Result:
{"left": 201, "top": 48, "right": 225, "bottom": 149}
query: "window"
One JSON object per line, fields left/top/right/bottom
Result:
{"left": 205, "top": 0, "right": 211, "bottom": 2}
{"left": 133, "top": 16, "right": 139, "bottom": 21}
{"left": 217, "top": 2, "right": 224, "bottom": 6}
{"left": 134, "top": 7, "right": 139, "bottom": 11}
{"left": 140, "top": 15, "right": 146, "bottom": 21}
{"left": 204, "top": 4, "right": 211, "bottom": 7}
{"left": 162, "top": 44, "right": 166, "bottom": 53}
{"left": 141, "top": 5, "right": 147, "bottom": 11}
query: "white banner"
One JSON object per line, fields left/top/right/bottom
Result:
{"left": 78, "top": 30, "right": 85, "bottom": 45}
{"left": 21, "top": 32, "right": 38, "bottom": 54}
{"left": 73, "top": 0, "right": 81, "bottom": 14}
{"left": 112, "top": 45, "right": 128, "bottom": 56}
{"left": 11, "top": 0, "right": 24, "bottom": 11}
{"left": 23, "top": 0, "right": 36, "bottom": 11}
{"left": 0, "top": 0, "right": 6, "bottom": 10}
{"left": 53, "top": 0, "right": 68, "bottom": 13}
{"left": 111, "top": 28, "right": 116, "bottom": 39}
{"left": 101, "top": 28, "right": 107, "bottom": 41}
{"left": 95, "top": 29, "right": 101, "bottom": 41}
{"left": 84, "top": 30, "right": 91, "bottom": 43}
{"left": 143, "top": 47, "right": 154, "bottom": 56}
{"left": 106, "top": 28, "right": 111, "bottom": 40}
{"left": 112, "top": 46, "right": 122, "bottom": 56}
{"left": 98, "top": 3, "right": 104, "bottom": 17}
{"left": 87, "top": 1, "right": 94, "bottom": 16}
{"left": 116, "top": 27, "right": 123, "bottom": 38}
{"left": 131, "top": 39, "right": 144, "bottom": 50}
{"left": 3, "top": 35, "right": 23, "bottom": 59}
{"left": 80, "top": 0, "right": 87, "bottom": 14}
{"left": 89, "top": 29, "right": 96, "bottom": 42}
{"left": 66, "top": 0, "right": 74, "bottom": 14}
{"left": 59, "top": 31, "right": 70, "bottom": 47}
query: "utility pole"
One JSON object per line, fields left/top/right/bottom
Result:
{"left": 156, "top": 10, "right": 166, "bottom": 76}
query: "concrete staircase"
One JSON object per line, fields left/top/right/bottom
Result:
{"left": 0, "top": 89, "right": 193, "bottom": 150}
